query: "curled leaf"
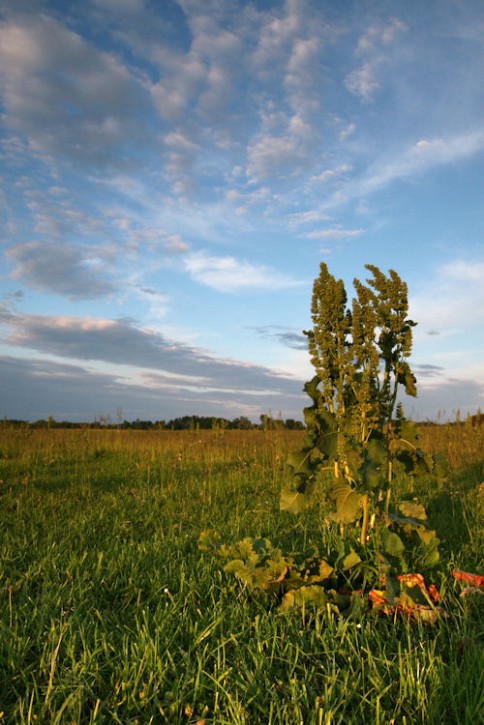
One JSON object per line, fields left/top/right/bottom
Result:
{"left": 370, "top": 574, "right": 446, "bottom": 624}
{"left": 451, "top": 570, "right": 484, "bottom": 588}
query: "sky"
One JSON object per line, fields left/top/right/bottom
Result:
{"left": 1, "top": 0, "right": 483, "bottom": 424}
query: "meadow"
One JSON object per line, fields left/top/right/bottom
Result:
{"left": 0, "top": 424, "right": 483, "bottom": 724}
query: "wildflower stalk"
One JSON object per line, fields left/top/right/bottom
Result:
{"left": 283, "top": 263, "right": 423, "bottom": 546}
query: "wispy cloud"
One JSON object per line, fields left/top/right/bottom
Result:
{"left": 183, "top": 251, "right": 301, "bottom": 292}
{"left": 253, "top": 325, "right": 307, "bottom": 350}
{"left": 411, "top": 258, "right": 484, "bottom": 336}
{"left": 345, "top": 17, "right": 407, "bottom": 101}
{"left": 321, "top": 130, "right": 484, "bottom": 211}
{"left": 303, "top": 228, "right": 363, "bottom": 240}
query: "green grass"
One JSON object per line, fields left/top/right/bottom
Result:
{"left": 0, "top": 428, "right": 483, "bottom": 723}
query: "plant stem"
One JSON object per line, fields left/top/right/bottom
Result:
{"left": 360, "top": 493, "right": 369, "bottom": 546}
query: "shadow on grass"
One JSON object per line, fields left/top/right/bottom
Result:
{"left": 426, "top": 460, "right": 483, "bottom": 560}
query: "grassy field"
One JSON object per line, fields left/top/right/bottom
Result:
{"left": 0, "top": 425, "right": 483, "bottom": 724}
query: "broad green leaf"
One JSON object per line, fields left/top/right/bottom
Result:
{"left": 315, "top": 431, "right": 338, "bottom": 459}
{"left": 360, "top": 459, "right": 382, "bottom": 489}
{"left": 398, "top": 501, "right": 427, "bottom": 520}
{"left": 418, "top": 535, "right": 440, "bottom": 566}
{"left": 252, "top": 562, "right": 289, "bottom": 592}
{"left": 234, "top": 538, "right": 259, "bottom": 562}
{"left": 330, "top": 481, "right": 362, "bottom": 523}
{"left": 280, "top": 488, "right": 314, "bottom": 513}
{"left": 224, "top": 559, "right": 252, "bottom": 584}
{"left": 279, "top": 585, "right": 328, "bottom": 612}
{"left": 306, "top": 559, "right": 335, "bottom": 583}
{"left": 388, "top": 513, "right": 424, "bottom": 529}
{"left": 381, "top": 529, "right": 405, "bottom": 558}
{"left": 286, "top": 449, "right": 313, "bottom": 473}
{"left": 342, "top": 550, "right": 362, "bottom": 570}
{"left": 366, "top": 438, "right": 387, "bottom": 465}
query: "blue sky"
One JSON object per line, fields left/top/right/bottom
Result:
{"left": 1, "top": 0, "right": 483, "bottom": 423}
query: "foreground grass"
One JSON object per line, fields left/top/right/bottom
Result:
{"left": 0, "top": 427, "right": 483, "bottom": 723}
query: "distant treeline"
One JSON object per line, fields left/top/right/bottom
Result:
{"left": 2, "top": 411, "right": 482, "bottom": 432}
{"left": 1, "top": 414, "right": 305, "bottom": 431}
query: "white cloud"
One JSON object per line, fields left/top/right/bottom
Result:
{"left": 323, "top": 130, "right": 484, "bottom": 209}
{"left": 246, "top": 133, "right": 309, "bottom": 182}
{"left": 251, "top": 0, "right": 302, "bottom": 71}
{"left": 369, "top": 131, "right": 484, "bottom": 190}
{"left": 345, "top": 60, "right": 382, "bottom": 102}
{"left": 441, "top": 260, "right": 484, "bottom": 284}
{"left": 288, "top": 210, "right": 330, "bottom": 227}
{"left": 183, "top": 251, "right": 301, "bottom": 292}
{"left": 304, "top": 228, "right": 363, "bottom": 240}
{"left": 164, "top": 234, "right": 189, "bottom": 253}
{"left": 310, "top": 164, "right": 352, "bottom": 185}
{"left": 346, "top": 17, "right": 407, "bottom": 101}
{"left": 412, "top": 259, "right": 484, "bottom": 335}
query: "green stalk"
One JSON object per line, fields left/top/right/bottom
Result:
{"left": 360, "top": 493, "right": 369, "bottom": 546}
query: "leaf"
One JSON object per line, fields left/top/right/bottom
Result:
{"left": 360, "top": 460, "right": 382, "bottom": 489}
{"left": 398, "top": 501, "right": 427, "bottom": 520}
{"left": 224, "top": 559, "right": 252, "bottom": 582}
{"left": 252, "top": 561, "right": 289, "bottom": 592}
{"left": 368, "top": 589, "right": 389, "bottom": 608}
{"left": 381, "top": 529, "right": 405, "bottom": 558}
{"left": 329, "top": 481, "right": 362, "bottom": 523}
{"left": 451, "top": 570, "right": 484, "bottom": 588}
{"left": 233, "top": 538, "right": 259, "bottom": 562}
{"left": 410, "top": 606, "right": 446, "bottom": 624}
{"left": 287, "top": 449, "right": 313, "bottom": 474}
{"left": 318, "top": 559, "right": 334, "bottom": 579}
{"left": 280, "top": 488, "right": 313, "bottom": 513}
{"left": 250, "top": 538, "right": 272, "bottom": 557}
{"left": 415, "top": 524, "right": 437, "bottom": 546}
{"left": 279, "top": 585, "right": 328, "bottom": 612}
{"left": 342, "top": 550, "right": 362, "bottom": 571}
{"left": 399, "top": 362, "right": 417, "bottom": 397}
{"left": 369, "top": 574, "right": 446, "bottom": 624}
{"left": 304, "top": 376, "right": 321, "bottom": 403}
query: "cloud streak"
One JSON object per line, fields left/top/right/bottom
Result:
{"left": 183, "top": 251, "right": 302, "bottom": 292}
{"left": 0, "top": 309, "right": 305, "bottom": 396}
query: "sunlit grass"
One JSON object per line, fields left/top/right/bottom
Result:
{"left": 0, "top": 427, "right": 482, "bottom": 723}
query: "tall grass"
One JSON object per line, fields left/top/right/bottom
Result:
{"left": 0, "top": 427, "right": 482, "bottom": 723}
